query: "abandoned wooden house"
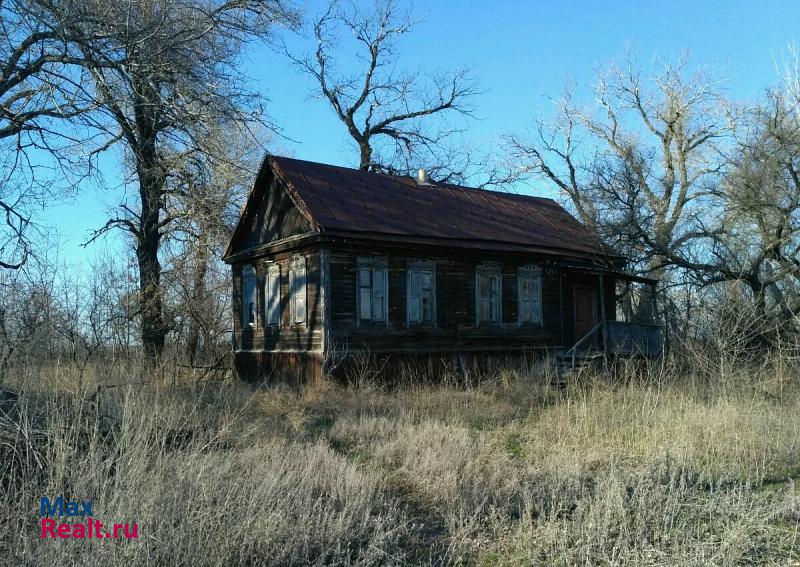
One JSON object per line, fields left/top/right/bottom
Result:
{"left": 223, "top": 155, "right": 662, "bottom": 381}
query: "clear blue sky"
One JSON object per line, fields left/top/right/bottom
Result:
{"left": 43, "top": 0, "right": 800, "bottom": 268}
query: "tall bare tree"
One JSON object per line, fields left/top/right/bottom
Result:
{"left": 162, "top": 123, "right": 261, "bottom": 365}
{"left": 507, "top": 57, "right": 730, "bottom": 281}
{"left": 719, "top": 87, "right": 800, "bottom": 324}
{"left": 0, "top": 0, "right": 101, "bottom": 269}
{"left": 47, "top": 0, "right": 297, "bottom": 359}
{"left": 285, "top": 0, "right": 479, "bottom": 182}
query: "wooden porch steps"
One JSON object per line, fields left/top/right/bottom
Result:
{"left": 553, "top": 350, "right": 605, "bottom": 384}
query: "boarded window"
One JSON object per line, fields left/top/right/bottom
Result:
{"left": 241, "top": 265, "right": 258, "bottom": 328}
{"left": 357, "top": 258, "right": 388, "bottom": 324}
{"left": 407, "top": 261, "right": 436, "bottom": 325}
{"left": 518, "top": 266, "right": 542, "bottom": 325}
{"left": 265, "top": 263, "right": 281, "bottom": 326}
{"left": 290, "top": 256, "right": 306, "bottom": 324}
{"left": 476, "top": 264, "right": 501, "bottom": 325}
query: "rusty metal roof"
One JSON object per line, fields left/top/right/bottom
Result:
{"left": 269, "top": 155, "right": 622, "bottom": 261}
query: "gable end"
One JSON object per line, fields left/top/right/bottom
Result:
{"left": 225, "top": 158, "right": 316, "bottom": 259}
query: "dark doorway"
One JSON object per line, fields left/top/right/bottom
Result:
{"left": 573, "top": 285, "right": 598, "bottom": 345}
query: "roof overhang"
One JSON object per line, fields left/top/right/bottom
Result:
{"left": 224, "top": 229, "right": 628, "bottom": 268}
{"left": 223, "top": 232, "right": 321, "bottom": 264}
{"left": 319, "top": 229, "right": 626, "bottom": 264}
{"left": 558, "top": 262, "right": 659, "bottom": 284}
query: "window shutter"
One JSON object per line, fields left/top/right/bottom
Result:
{"left": 372, "top": 268, "right": 386, "bottom": 322}
{"left": 490, "top": 275, "right": 500, "bottom": 322}
{"left": 478, "top": 274, "right": 489, "bottom": 322}
{"left": 242, "top": 266, "right": 257, "bottom": 327}
{"left": 289, "top": 267, "right": 295, "bottom": 317}
{"left": 291, "top": 257, "right": 306, "bottom": 324}
{"left": 359, "top": 268, "right": 372, "bottom": 320}
{"left": 266, "top": 266, "right": 280, "bottom": 325}
{"left": 242, "top": 276, "right": 249, "bottom": 325}
{"left": 409, "top": 270, "right": 421, "bottom": 323}
{"left": 298, "top": 260, "right": 306, "bottom": 323}
{"left": 357, "top": 258, "right": 389, "bottom": 324}
{"left": 420, "top": 271, "right": 433, "bottom": 322}
{"left": 520, "top": 276, "right": 531, "bottom": 323}
{"left": 518, "top": 267, "right": 542, "bottom": 325}
{"left": 531, "top": 273, "right": 542, "bottom": 323}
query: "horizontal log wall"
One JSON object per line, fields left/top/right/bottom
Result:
{"left": 232, "top": 248, "right": 324, "bottom": 353}
{"left": 328, "top": 245, "right": 564, "bottom": 354}
{"left": 234, "top": 351, "right": 324, "bottom": 384}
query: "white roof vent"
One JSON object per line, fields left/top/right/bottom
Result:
{"left": 417, "top": 168, "right": 430, "bottom": 185}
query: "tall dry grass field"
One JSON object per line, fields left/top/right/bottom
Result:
{"left": 1, "top": 354, "right": 799, "bottom": 566}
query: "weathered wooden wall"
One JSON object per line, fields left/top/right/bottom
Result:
{"left": 232, "top": 248, "right": 324, "bottom": 354}
{"left": 233, "top": 351, "right": 325, "bottom": 384}
{"left": 327, "top": 244, "right": 564, "bottom": 354}
{"left": 233, "top": 173, "right": 312, "bottom": 253}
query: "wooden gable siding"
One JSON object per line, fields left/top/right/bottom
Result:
{"left": 327, "top": 246, "right": 563, "bottom": 354}
{"left": 232, "top": 248, "right": 324, "bottom": 353}
{"left": 234, "top": 174, "right": 313, "bottom": 253}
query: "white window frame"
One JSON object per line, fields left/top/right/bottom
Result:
{"left": 475, "top": 263, "right": 502, "bottom": 326}
{"left": 289, "top": 256, "right": 307, "bottom": 325}
{"left": 517, "top": 265, "right": 543, "bottom": 326}
{"left": 264, "top": 263, "right": 281, "bottom": 327}
{"left": 241, "top": 265, "right": 258, "bottom": 328}
{"left": 407, "top": 260, "right": 436, "bottom": 326}
{"left": 357, "top": 257, "right": 388, "bottom": 326}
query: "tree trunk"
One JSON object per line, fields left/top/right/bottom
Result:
{"left": 359, "top": 142, "right": 372, "bottom": 171}
{"left": 749, "top": 278, "right": 767, "bottom": 321}
{"left": 136, "top": 171, "right": 166, "bottom": 359}
{"left": 134, "top": 94, "right": 167, "bottom": 360}
{"left": 185, "top": 230, "right": 210, "bottom": 365}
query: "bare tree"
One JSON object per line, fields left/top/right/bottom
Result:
{"left": 720, "top": 88, "right": 800, "bottom": 325}
{"left": 45, "top": 0, "right": 298, "bottom": 359}
{"left": 507, "top": 56, "right": 730, "bottom": 281}
{"left": 0, "top": 253, "right": 59, "bottom": 369}
{"left": 285, "top": 0, "right": 479, "bottom": 182}
{"left": 507, "top": 53, "right": 800, "bottom": 339}
{"left": 161, "top": 123, "right": 261, "bottom": 365}
{"left": 0, "top": 0, "right": 101, "bottom": 269}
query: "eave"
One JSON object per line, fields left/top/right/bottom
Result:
{"left": 223, "top": 232, "right": 321, "bottom": 264}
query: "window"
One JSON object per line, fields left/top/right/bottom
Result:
{"left": 357, "top": 257, "right": 388, "bottom": 324}
{"left": 290, "top": 256, "right": 306, "bottom": 324}
{"left": 265, "top": 263, "right": 281, "bottom": 327}
{"left": 241, "top": 265, "right": 257, "bottom": 328}
{"left": 476, "top": 264, "right": 502, "bottom": 325}
{"left": 407, "top": 260, "right": 436, "bottom": 325}
{"left": 518, "top": 266, "right": 543, "bottom": 325}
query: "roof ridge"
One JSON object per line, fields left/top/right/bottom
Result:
{"left": 269, "top": 154, "right": 557, "bottom": 204}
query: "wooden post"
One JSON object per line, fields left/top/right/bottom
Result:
{"left": 650, "top": 281, "right": 658, "bottom": 323}
{"left": 558, "top": 270, "right": 565, "bottom": 349}
{"left": 651, "top": 280, "right": 662, "bottom": 358}
{"left": 320, "top": 248, "right": 331, "bottom": 369}
{"left": 599, "top": 274, "right": 609, "bottom": 372}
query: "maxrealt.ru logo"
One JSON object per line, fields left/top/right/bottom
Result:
{"left": 40, "top": 496, "right": 138, "bottom": 540}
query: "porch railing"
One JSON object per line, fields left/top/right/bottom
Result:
{"left": 604, "top": 321, "right": 662, "bottom": 356}
{"left": 563, "top": 320, "right": 662, "bottom": 371}
{"left": 564, "top": 322, "right": 603, "bottom": 371}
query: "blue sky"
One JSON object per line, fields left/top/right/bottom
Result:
{"left": 42, "top": 0, "right": 800, "bottom": 267}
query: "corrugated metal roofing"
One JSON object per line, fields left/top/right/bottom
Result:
{"left": 269, "top": 155, "right": 621, "bottom": 260}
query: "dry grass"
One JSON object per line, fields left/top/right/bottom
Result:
{"left": 1, "top": 356, "right": 799, "bottom": 566}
